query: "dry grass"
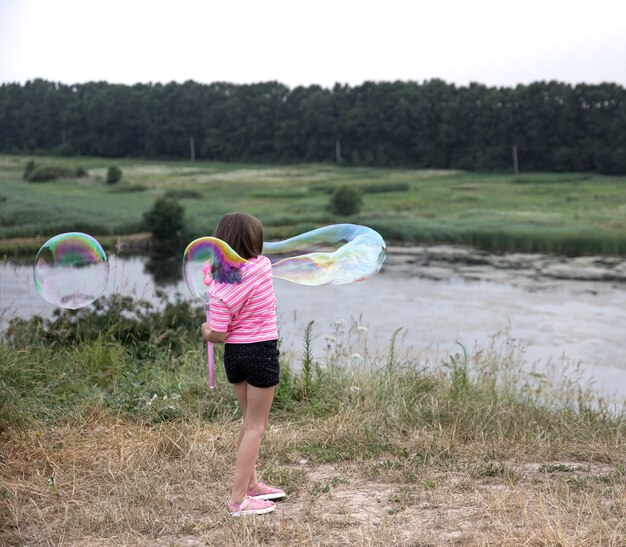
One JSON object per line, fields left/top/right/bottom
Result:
{"left": 1, "top": 408, "right": 624, "bottom": 546}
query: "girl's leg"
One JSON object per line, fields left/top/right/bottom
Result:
{"left": 230, "top": 384, "right": 275, "bottom": 504}
{"left": 231, "top": 381, "right": 258, "bottom": 488}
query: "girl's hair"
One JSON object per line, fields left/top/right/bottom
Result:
{"left": 214, "top": 212, "right": 264, "bottom": 259}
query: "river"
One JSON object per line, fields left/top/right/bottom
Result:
{"left": 2, "top": 245, "right": 626, "bottom": 402}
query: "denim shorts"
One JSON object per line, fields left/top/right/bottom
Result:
{"left": 223, "top": 339, "right": 280, "bottom": 388}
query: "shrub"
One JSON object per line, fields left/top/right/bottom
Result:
{"left": 328, "top": 185, "right": 363, "bottom": 216}
{"left": 23, "top": 160, "right": 36, "bottom": 180}
{"left": 106, "top": 166, "right": 123, "bottom": 184}
{"left": 75, "top": 167, "right": 88, "bottom": 177}
{"left": 27, "top": 166, "right": 76, "bottom": 182}
{"left": 143, "top": 197, "right": 186, "bottom": 255}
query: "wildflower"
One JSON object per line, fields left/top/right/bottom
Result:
{"left": 357, "top": 326, "right": 368, "bottom": 333}
{"left": 350, "top": 353, "right": 363, "bottom": 361}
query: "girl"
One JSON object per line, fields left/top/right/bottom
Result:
{"left": 200, "top": 212, "right": 285, "bottom": 517}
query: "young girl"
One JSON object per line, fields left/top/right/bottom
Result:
{"left": 200, "top": 212, "right": 285, "bottom": 517}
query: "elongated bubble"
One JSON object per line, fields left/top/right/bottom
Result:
{"left": 263, "top": 224, "right": 386, "bottom": 286}
{"left": 33, "top": 232, "right": 109, "bottom": 309}
{"left": 183, "top": 237, "right": 247, "bottom": 302}
{"left": 183, "top": 224, "right": 386, "bottom": 296}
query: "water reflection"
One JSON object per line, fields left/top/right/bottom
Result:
{"left": 144, "top": 256, "right": 183, "bottom": 286}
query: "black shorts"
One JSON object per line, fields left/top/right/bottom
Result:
{"left": 223, "top": 339, "right": 280, "bottom": 388}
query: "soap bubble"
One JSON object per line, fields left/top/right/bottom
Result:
{"left": 33, "top": 232, "right": 109, "bottom": 309}
{"left": 183, "top": 236, "right": 247, "bottom": 302}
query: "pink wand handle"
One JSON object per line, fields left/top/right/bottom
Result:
{"left": 206, "top": 305, "right": 215, "bottom": 389}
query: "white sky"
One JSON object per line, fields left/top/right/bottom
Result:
{"left": 1, "top": 0, "right": 626, "bottom": 89}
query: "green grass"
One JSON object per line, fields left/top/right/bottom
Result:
{"left": 1, "top": 155, "right": 626, "bottom": 255}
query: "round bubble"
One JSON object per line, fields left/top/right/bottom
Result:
{"left": 33, "top": 232, "right": 110, "bottom": 309}
{"left": 263, "top": 224, "right": 386, "bottom": 286}
{"left": 183, "top": 237, "right": 247, "bottom": 302}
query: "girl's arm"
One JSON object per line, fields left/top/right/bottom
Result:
{"left": 201, "top": 323, "right": 227, "bottom": 344}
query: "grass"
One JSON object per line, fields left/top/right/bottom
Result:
{"left": 2, "top": 154, "right": 626, "bottom": 256}
{"left": 1, "top": 299, "right": 625, "bottom": 544}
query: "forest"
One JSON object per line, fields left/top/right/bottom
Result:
{"left": 1, "top": 79, "right": 625, "bottom": 173}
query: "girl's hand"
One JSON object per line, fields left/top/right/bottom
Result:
{"left": 201, "top": 322, "right": 227, "bottom": 343}
{"left": 200, "top": 322, "right": 212, "bottom": 341}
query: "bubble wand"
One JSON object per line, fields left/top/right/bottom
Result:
{"left": 183, "top": 237, "right": 247, "bottom": 389}
{"left": 201, "top": 265, "right": 215, "bottom": 389}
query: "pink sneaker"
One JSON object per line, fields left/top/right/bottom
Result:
{"left": 227, "top": 496, "right": 275, "bottom": 517}
{"left": 246, "top": 482, "right": 286, "bottom": 501}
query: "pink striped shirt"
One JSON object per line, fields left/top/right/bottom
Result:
{"left": 208, "top": 255, "right": 278, "bottom": 344}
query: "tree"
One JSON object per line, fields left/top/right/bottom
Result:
{"left": 143, "top": 197, "right": 185, "bottom": 255}
{"left": 106, "top": 166, "right": 122, "bottom": 184}
{"left": 329, "top": 186, "right": 363, "bottom": 216}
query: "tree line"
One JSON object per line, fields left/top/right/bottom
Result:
{"left": 1, "top": 78, "right": 625, "bottom": 173}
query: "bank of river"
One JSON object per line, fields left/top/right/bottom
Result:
{"left": 2, "top": 245, "right": 626, "bottom": 401}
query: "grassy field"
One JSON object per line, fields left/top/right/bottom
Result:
{"left": 1, "top": 300, "right": 625, "bottom": 545}
{"left": 2, "top": 155, "right": 626, "bottom": 256}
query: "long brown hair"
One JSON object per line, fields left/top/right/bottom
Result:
{"left": 214, "top": 212, "right": 264, "bottom": 259}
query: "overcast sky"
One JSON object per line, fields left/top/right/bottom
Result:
{"left": 1, "top": 0, "right": 626, "bottom": 89}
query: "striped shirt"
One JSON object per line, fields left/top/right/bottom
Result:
{"left": 208, "top": 255, "right": 278, "bottom": 344}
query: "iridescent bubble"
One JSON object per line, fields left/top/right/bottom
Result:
{"left": 263, "top": 224, "right": 386, "bottom": 286}
{"left": 183, "top": 236, "right": 247, "bottom": 302}
{"left": 33, "top": 232, "right": 110, "bottom": 309}
{"left": 183, "top": 224, "right": 386, "bottom": 291}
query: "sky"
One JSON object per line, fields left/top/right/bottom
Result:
{"left": 1, "top": 0, "right": 626, "bottom": 89}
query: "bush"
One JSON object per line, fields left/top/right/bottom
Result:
{"left": 328, "top": 185, "right": 363, "bottom": 216}
{"left": 143, "top": 197, "right": 186, "bottom": 255}
{"left": 26, "top": 166, "right": 76, "bottom": 182}
{"left": 75, "top": 167, "right": 88, "bottom": 177}
{"left": 106, "top": 166, "right": 123, "bottom": 184}
{"left": 23, "top": 160, "right": 36, "bottom": 180}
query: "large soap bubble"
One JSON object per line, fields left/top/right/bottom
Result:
{"left": 184, "top": 224, "right": 387, "bottom": 291}
{"left": 263, "top": 224, "right": 386, "bottom": 286}
{"left": 33, "top": 232, "right": 110, "bottom": 309}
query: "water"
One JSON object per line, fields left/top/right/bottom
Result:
{"left": 2, "top": 246, "right": 626, "bottom": 401}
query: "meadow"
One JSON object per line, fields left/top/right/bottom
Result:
{"left": 1, "top": 155, "right": 626, "bottom": 255}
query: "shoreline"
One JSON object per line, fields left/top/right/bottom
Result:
{"left": 0, "top": 232, "right": 154, "bottom": 257}
{"left": 386, "top": 244, "right": 626, "bottom": 285}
